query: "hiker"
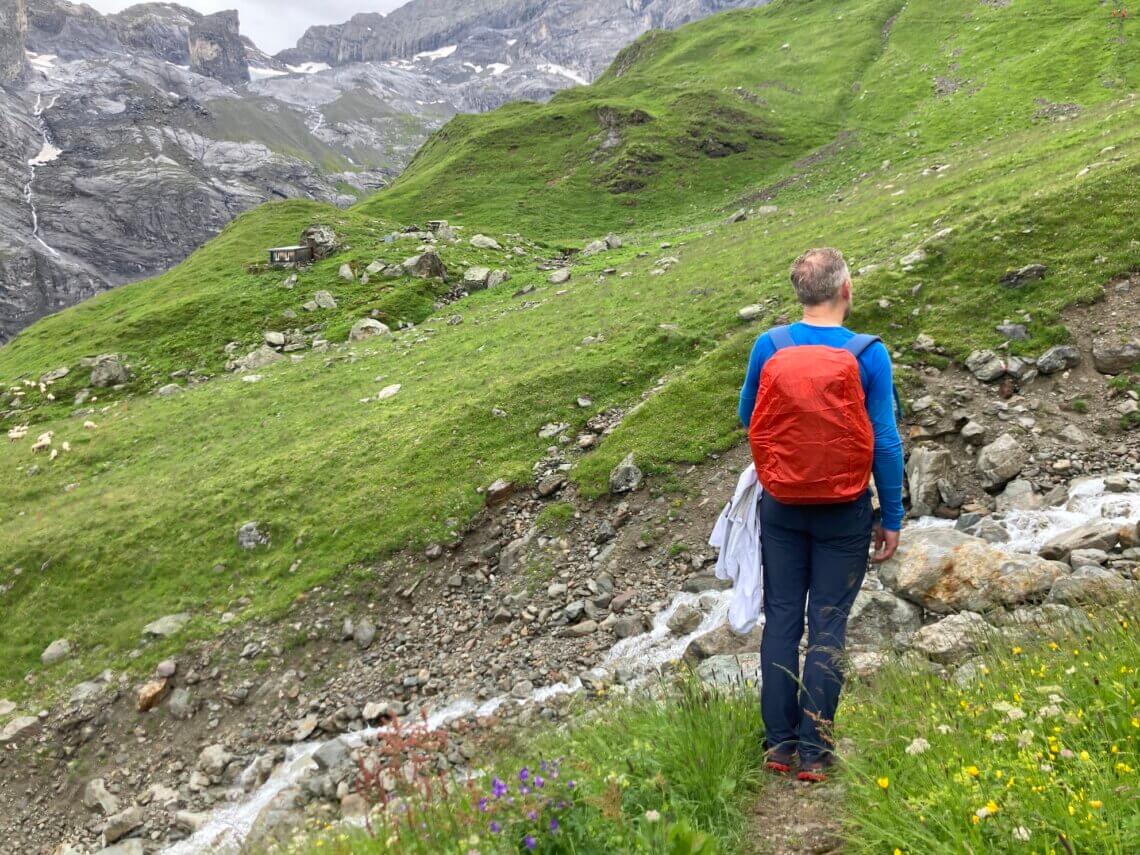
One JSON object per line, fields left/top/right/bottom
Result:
{"left": 738, "top": 247, "right": 904, "bottom": 782}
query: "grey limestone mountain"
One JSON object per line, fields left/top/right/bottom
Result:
{"left": 0, "top": 0, "right": 769, "bottom": 341}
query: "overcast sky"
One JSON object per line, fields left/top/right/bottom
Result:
{"left": 85, "top": 0, "right": 407, "bottom": 54}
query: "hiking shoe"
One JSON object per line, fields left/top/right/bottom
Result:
{"left": 796, "top": 757, "right": 834, "bottom": 783}
{"left": 764, "top": 747, "right": 796, "bottom": 776}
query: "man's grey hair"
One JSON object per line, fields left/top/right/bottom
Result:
{"left": 789, "top": 248, "right": 850, "bottom": 306}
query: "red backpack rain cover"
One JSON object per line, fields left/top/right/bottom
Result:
{"left": 748, "top": 327, "right": 877, "bottom": 504}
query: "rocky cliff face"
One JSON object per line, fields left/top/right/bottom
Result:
{"left": 189, "top": 9, "right": 250, "bottom": 84}
{"left": 0, "top": 0, "right": 29, "bottom": 83}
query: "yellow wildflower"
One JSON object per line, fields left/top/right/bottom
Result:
{"left": 1089, "top": 800, "right": 1103, "bottom": 809}
{"left": 878, "top": 777, "right": 890, "bottom": 791}
{"left": 965, "top": 765, "right": 980, "bottom": 778}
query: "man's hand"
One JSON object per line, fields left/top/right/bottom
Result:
{"left": 872, "top": 526, "right": 900, "bottom": 563}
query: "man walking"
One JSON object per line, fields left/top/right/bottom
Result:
{"left": 738, "top": 248, "right": 904, "bottom": 782}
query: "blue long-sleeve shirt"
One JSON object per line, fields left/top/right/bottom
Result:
{"left": 738, "top": 322, "right": 905, "bottom": 531}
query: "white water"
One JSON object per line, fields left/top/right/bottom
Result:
{"left": 23, "top": 94, "right": 62, "bottom": 258}
{"left": 163, "top": 477, "right": 1135, "bottom": 852}
{"left": 164, "top": 588, "right": 734, "bottom": 853}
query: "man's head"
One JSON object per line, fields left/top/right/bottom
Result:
{"left": 789, "top": 248, "right": 852, "bottom": 317}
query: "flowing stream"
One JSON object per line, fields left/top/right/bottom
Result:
{"left": 165, "top": 476, "right": 1135, "bottom": 852}
{"left": 23, "top": 94, "right": 62, "bottom": 258}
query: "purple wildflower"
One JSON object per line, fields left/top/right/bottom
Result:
{"left": 527, "top": 810, "right": 538, "bottom": 821}
{"left": 568, "top": 780, "right": 576, "bottom": 789}
{"left": 540, "top": 760, "right": 549, "bottom": 773}
{"left": 520, "top": 785, "right": 531, "bottom": 796}
{"left": 534, "top": 775, "right": 545, "bottom": 789}
{"left": 550, "top": 818, "right": 560, "bottom": 832}
{"left": 478, "top": 797, "right": 489, "bottom": 813}
{"left": 519, "top": 767, "right": 530, "bottom": 783}
{"left": 525, "top": 835, "right": 537, "bottom": 850}
{"left": 492, "top": 777, "right": 508, "bottom": 798}
{"left": 490, "top": 821, "right": 502, "bottom": 834}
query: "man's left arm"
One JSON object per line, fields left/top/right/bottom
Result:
{"left": 864, "top": 343, "right": 905, "bottom": 556}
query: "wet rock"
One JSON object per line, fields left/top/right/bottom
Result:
{"left": 909, "top": 611, "right": 988, "bottom": 663}
{"left": 237, "top": 521, "right": 269, "bottom": 550}
{"left": 1036, "top": 345, "right": 1081, "bottom": 375}
{"left": 684, "top": 623, "right": 763, "bottom": 662}
{"left": 847, "top": 590, "right": 922, "bottom": 649}
{"left": 1048, "top": 567, "right": 1134, "bottom": 605}
{"left": 41, "top": 637, "right": 72, "bottom": 665}
{"left": 143, "top": 613, "right": 190, "bottom": 638}
{"left": 996, "top": 479, "right": 1041, "bottom": 512}
{"left": 611, "top": 615, "right": 647, "bottom": 639}
{"left": 879, "top": 528, "right": 1070, "bottom": 613}
{"left": 609, "top": 453, "right": 643, "bottom": 494}
{"left": 976, "top": 433, "right": 1028, "bottom": 490}
{"left": 666, "top": 603, "right": 703, "bottom": 635}
{"left": 1092, "top": 336, "right": 1140, "bottom": 375}
{"left": 101, "top": 805, "right": 144, "bottom": 844}
{"left": 1039, "top": 521, "right": 1120, "bottom": 561}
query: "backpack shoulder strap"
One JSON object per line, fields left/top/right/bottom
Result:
{"left": 768, "top": 325, "right": 795, "bottom": 351}
{"left": 843, "top": 333, "right": 882, "bottom": 359}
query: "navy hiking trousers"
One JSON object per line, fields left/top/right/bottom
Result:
{"left": 759, "top": 491, "right": 873, "bottom": 763}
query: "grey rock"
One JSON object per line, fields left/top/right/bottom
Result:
{"left": 197, "top": 744, "right": 233, "bottom": 778}
{"left": 313, "top": 290, "right": 338, "bottom": 310}
{"left": 237, "top": 521, "right": 270, "bottom": 550}
{"left": 84, "top": 778, "right": 120, "bottom": 816}
{"left": 302, "top": 225, "right": 341, "bottom": 260}
{"left": 349, "top": 319, "right": 392, "bottom": 342}
{"left": 1036, "top": 345, "right": 1081, "bottom": 375}
{"left": 0, "top": 715, "right": 40, "bottom": 744}
{"left": 90, "top": 355, "right": 129, "bottom": 388}
{"left": 976, "top": 433, "right": 1028, "bottom": 490}
{"left": 168, "top": 687, "right": 195, "bottom": 720}
{"left": 156, "top": 383, "right": 183, "bottom": 396}
{"left": 487, "top": 268, "right": 511, "bottom": 288}
{"left": 338, "top": 263, "right": 356, "bottom": 281}
{"left": 737, "top": 304, "right": 764, "bottom": 321}
{"left": 582, "top": 239, "right": 608, "bottom": 255}
{"left": 463, "top": 266, "right": 492, "bottom": 289}
{"left": 1092, "top": 336, "right": 1140, "bottom": 375}
{"left": 666, "top": 603, "right": 703, "bottom": 635}
{"left": 999, "top": 263, "right": 1047, "bottom": 287}
{"left": 996, "top": 479, "right": 1041, "bottom": 512}
{"left": 549, "top": 268, "right": 572, "bottom": 285}
{"left": 995, "top": 323, "right": 1028, "bottom": 341}
{"left": 404, "top": 251, "right": 447, "bottom": 280}
{"left": 609, "top": 453, "right": 643, "bottom": 494}
{"left": 906, "top": 444, "right": 960, "bottom": 516}
{"left": 470, "top": 234, "right": 501, "bottom": 250}
{"left": 143, "top": 613, "right": 190, "bottom": 638}
{"left": 230, "top": 345, "right": 285, "bottom": 372}
{"left": 264, "top": 331, "right": 286, "bottom": 347}
{"left": 696, "top": 653, "right": 760, "bottom": 687}
{"left": 1039, "top": 521, "right": 1119, "bottom": 561}
{"left": 566, "top": 619, "right": 598, "bottom": 637}
{"left": 1069, "top": 548, "right": 1109, "bottom": 568}
{"left": 0, "top": 0, "right": 27, "bottom": 83}
{"left": 41, "top": 637, "right": 72, "bottom": 665}
{"left": 313, "top": 738, "right": 353, "bottom": 778}
{"left": 909, "top": 611, "right": 988, "bottom": 663}
{"left": 353, "top": 618, "right": 376, "bottom": 649}
{"left": 611, "top": 615, "right": 647, "bottom": 639}
{"left": 965, "top": 349, "right": 1006, "bottom": 382}
{"left": 847, "top": 590, "right": 922, "bottom": 649}
{"left": 1049, "top": 566, "right": 1133, "bottom": 605}
{"left": 102, "top": 805, "right": 144, "bottom": 844}
{"left": 684, "top": 623, "right": 763, "bottom": 662}
{"left": 94, "top": 842, "right": 145, "bottom": 855}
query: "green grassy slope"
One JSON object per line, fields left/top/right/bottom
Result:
{"left": 1, "top": 0, "right": 1138, "bottom": 699}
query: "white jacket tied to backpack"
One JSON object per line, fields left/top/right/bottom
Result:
{"left": 708, "top": 464, "right": 763, "bottom": 634}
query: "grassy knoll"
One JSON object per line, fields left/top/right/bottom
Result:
{"left": 1, "top": 0, "right": 1139, "bottom": 702}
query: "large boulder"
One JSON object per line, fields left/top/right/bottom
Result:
{"left": 348, "top": 319, "right": 391, "bottom": 342}
{"left": 403, "top": 252, "right": 447, "bottom": 280}
{"left": 1092, "top": 336, "right": 1140, "bottom": 375}
{"left": 909, "top": 611, "right": 989, "bottom": 663}
{"left": 470, "top": 235, "right": 501, "bottom": 250}
{"left": 0, "top": 715, "right": 40, "bottom": 744}
{"left": 41, "top": 638, "right": 72, "bottom": 666}
{"left": 89, "top": 355, "right": 129, "bottom": 388}
{"left": 965, "top": 350, "right": 1006, "bottom": 382}
{"left": 301, "top": 225, "right": 341, "bottom": 260}
{"left": 906, "top": 444, "right": 959, "bottom": 516}
{"left": 609, "top": 454, "right": 643, "bottom": 494}
{"left": 102, "top": 805, "right": 144, "bottom": 844}
{"left": 696, "top": 654, "right": 760, "bottom": 687}
{"left": 143, "top": 613, "right": 190, "bottom": 638}
{"left": 879, "top": 528, "right": 1070, "bottom": 613}
{"left": 463, "top": 267, "right": 491, "bottom": 290}
{"left": 1039, "top": 521, "right": 1120, "bottom": 561}
{"left": 847, "top": 590, "right": 923, "bottom": 649}
{"left": 976, "top": 433, "right": 1028, "bottom": 490}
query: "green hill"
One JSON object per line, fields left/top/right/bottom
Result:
{"left": 1, "top": 0, "right": 1138, "bottom": 698}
